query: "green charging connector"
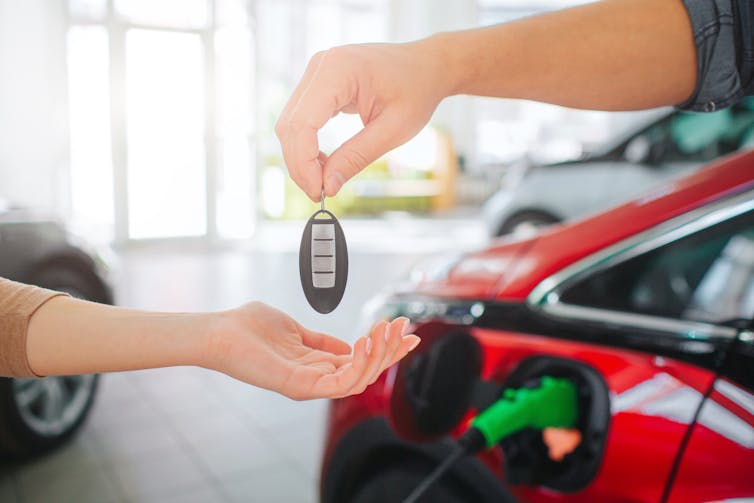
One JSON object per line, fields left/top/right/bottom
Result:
{"left": 471, "top": 376, "right": 579, "bottom": 448}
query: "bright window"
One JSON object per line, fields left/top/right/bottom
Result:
{"left": 125, "top": 29, "right": 207, "bottom": 239}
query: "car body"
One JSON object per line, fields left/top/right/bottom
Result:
{"left": 0, "top": 203, "right": 113, "bottom": 458}
{"left": 321, "top": 152, "right": 754, "bottom": 502}
{"left": 482, "top": 102, "right": 754, "bottom": 237}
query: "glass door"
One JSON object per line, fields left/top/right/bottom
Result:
{"left": 125, "top": 29, "right": 207, "bottom": 239}
{"left": 66, "top": 0, "right": 256, "bottom": 244}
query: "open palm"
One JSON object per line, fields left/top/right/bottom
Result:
{"left": 206, "top": 302, "right": 419, "bottom": 400}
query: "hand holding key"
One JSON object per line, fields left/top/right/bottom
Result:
{"left": 275, "top": 42, "right": 449, "bottom": 201}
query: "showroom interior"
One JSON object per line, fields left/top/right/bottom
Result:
{"left": 1, "top": 0, "right": 752, "bottom": 502}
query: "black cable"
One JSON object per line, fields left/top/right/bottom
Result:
{"left": 659, "top": 379, "right": 715, "bottom": 503}
{"left": 661, "top": 321, "right": 749, "bottom": 502}
{"left": 402, "top": 446, "right": 466, "bottom": 503}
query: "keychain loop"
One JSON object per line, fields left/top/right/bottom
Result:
{"left": 321, "top": 189, "right": 325, "bottom": 211}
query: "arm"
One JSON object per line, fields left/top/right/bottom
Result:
{"left": 439, "top": 0, "right": 696, "bottom": 110}
{"left": 276, "top": 0, "right": 697, "bottom": 201}
{"left": 8, "top": 288, "right": 417, "bottom": 401}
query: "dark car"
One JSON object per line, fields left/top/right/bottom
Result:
{"left": 321, "top": 154, "right": 754, "bottom": 502}
{"left": 0, "top": 203, "right": 113, "bottom": 458}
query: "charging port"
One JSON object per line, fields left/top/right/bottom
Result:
{"left": 496, "top": 356, "right": 610, "bottom": 492}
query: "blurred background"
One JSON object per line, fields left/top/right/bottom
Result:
{"left": 1, "top": 0, "right": 752, "bottom": 502}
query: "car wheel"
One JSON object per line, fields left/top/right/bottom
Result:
{"left": 0, "top": 264, "right": 104, "bottom": 459}
{"left": 0, "top": 375, "right": 99, "bottom": 458}
{"left": 498, "top": 210, "right": 560, "bottom": 238}
{"left": 350, "top": 460, "right": 476, "bottom": 503}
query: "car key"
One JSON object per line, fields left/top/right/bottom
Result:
{"left": 299, "top": 190, "right": 348, "bottom": 313}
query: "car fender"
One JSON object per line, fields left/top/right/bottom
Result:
{"left": 0, "top": 223, "right": 112, "bottom": 303}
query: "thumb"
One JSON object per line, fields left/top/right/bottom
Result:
{"left": 322, "top": 111, "right": 407, "bottom": 196}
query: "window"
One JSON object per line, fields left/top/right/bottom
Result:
{"left": 66, "top": 0, "right": 255, "bottom": 242}
{"left": 623, "top": 100, "right": 754, "bottom": 165}
{"left": 560, "top": 209, "right": 754, "bottom": 325}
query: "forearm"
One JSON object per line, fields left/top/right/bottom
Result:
{"left": 431, "top": 0, "right": 697, "bottom": 110}
{"left": 26, "top": 296, "right": 212, "bottom": 376}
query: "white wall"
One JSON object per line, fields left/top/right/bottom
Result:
{"left": 0, "top": 0, "right": 69, "bottom": 212}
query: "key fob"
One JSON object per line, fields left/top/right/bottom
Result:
{"left": 299, "top": 209, "right": 348, "bottom": 313}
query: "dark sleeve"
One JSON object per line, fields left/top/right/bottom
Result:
{"left": 679, "top": 0, "right": 754, "bottom": 112}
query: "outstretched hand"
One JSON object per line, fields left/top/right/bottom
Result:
{"left": 205, "top": 302, "right": 420, "bottom": 400}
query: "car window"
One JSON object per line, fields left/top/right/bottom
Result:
{"left": 630, "top": 105, "right": 754, "bottom": 164}
{"left": 560, "top": 210, "right": 754, "bottom": 325}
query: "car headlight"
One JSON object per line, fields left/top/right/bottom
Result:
{"left": 359, "top": 293, "right": 488, "bottom": 336}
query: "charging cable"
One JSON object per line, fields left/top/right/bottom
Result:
{"left": 403, "top": 376, "right": 579, "bottom": 503}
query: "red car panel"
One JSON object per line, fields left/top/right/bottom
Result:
{"left": 472, "top": 328, "right": 715, "bottom": 503}
{"left": 667, "top": 379, "right": 754, "bottom": 503}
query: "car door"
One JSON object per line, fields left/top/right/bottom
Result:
{"left": 528, "top": 190, "right": 754, "bottom": 502}
{"left": 663, "top": 233, "right": 754, "bottom": 503}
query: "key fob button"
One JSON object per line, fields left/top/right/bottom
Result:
{"left": 299, "top": 210, "right": 348, "bottom": 313}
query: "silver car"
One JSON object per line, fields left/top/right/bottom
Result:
{"left": 483, "top": 102, "right": 754, "bottom": 237}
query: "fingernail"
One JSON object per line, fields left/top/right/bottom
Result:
{"left": 365, "top": 336, "right": 372, "bottom": 355}
{"left": 384, "top": 322, "right": 391, "bottom": 342}
{"left": 326, "top": 172, "right": 345, "bottom": 195}
{"left": 398, "top": 317, "right": 411, "bottom": 335}
{"left": 408, "top": 336, "right": 420, "bottom": 351}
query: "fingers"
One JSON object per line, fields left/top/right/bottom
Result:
{"left": 322, "top": 110, "right": 406, "bottom": 197}
{"left": 348, "top": 320, "right": 389, "bottom": 394}
{"left": 304, "top": 319, "right": 420, "bottom": 399}
{"left": 309, "top": 321, "right": 386, "bottom": 399}
{"left": 301, "top": 329, "right": 352, "bottom": 355}
{"left": 313, "top": 336, "right": 369, "bottom": 396}
{"left": 368, "top": 317, "right": 409, "bottom": 385}
{"left": 276, "top": 49, "right": 357, "bottom": 201}
{"left": 387, "top": 333, "right": 420, "bottom": 370}
{"left": 334, "top": 318, "right": 415, "bottom": 396}
{"left": 277, "top": 51, "right": 326, "bottom": 128}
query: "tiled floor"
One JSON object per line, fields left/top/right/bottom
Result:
{"left": 0, "top": 217, "right": 487, "bottom": 503}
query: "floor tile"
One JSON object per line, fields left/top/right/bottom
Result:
{"left": 168, "top": 408, "right": 254, "bottom": 443}
{"left": 0, "top": 472, "right": 18, "bottom": 503}
{"left": 220, "top": 462, "right": 316, "bottom": 503}
{"left": 16, "top": 433, "right": 101, "bottom": 481}
{"left": 108, "top": 448, "right": 210, "bottom": 501}
{"left": 20, "top": 465, "right": 122, "bottom": 503}
{"left": 269, "top": 426, "right": 326, "bottom": 480}
{"left": 88, "top": 393, "right": 165, "bottom": 431}
{"left": 90, "top": 422, "right": 184, "bottom": 462}
{"left": 185, "top": 430, "right": 287, "bottom": 482}
{"left": 127, "top": 484, "right": 228, "bottom": 503}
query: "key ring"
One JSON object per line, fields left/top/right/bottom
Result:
{"left": 321, "top": 188, "right": 325, "bottom": 211}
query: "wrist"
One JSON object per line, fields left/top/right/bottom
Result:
{"left": 195, "top": 310, "right": 237, "bottom": 371}
{"left": 417, "top": 31, "right": 476, "bottom": 97}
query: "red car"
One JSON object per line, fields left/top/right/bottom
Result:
{"left": 320, "top": 152, "right": 754, "bottom": 503}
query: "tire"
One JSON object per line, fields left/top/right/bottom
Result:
{"left": 0, "top": 264, "right": 105, "bottom": 459}
{"left": 0, "top": 375, "right": 99, "bottom": 459}
{"left": 350, "top": 460, "right": 477, "bottom": 503}
{"left": 497, "top": 210, "right": 560, "bottom": 238}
